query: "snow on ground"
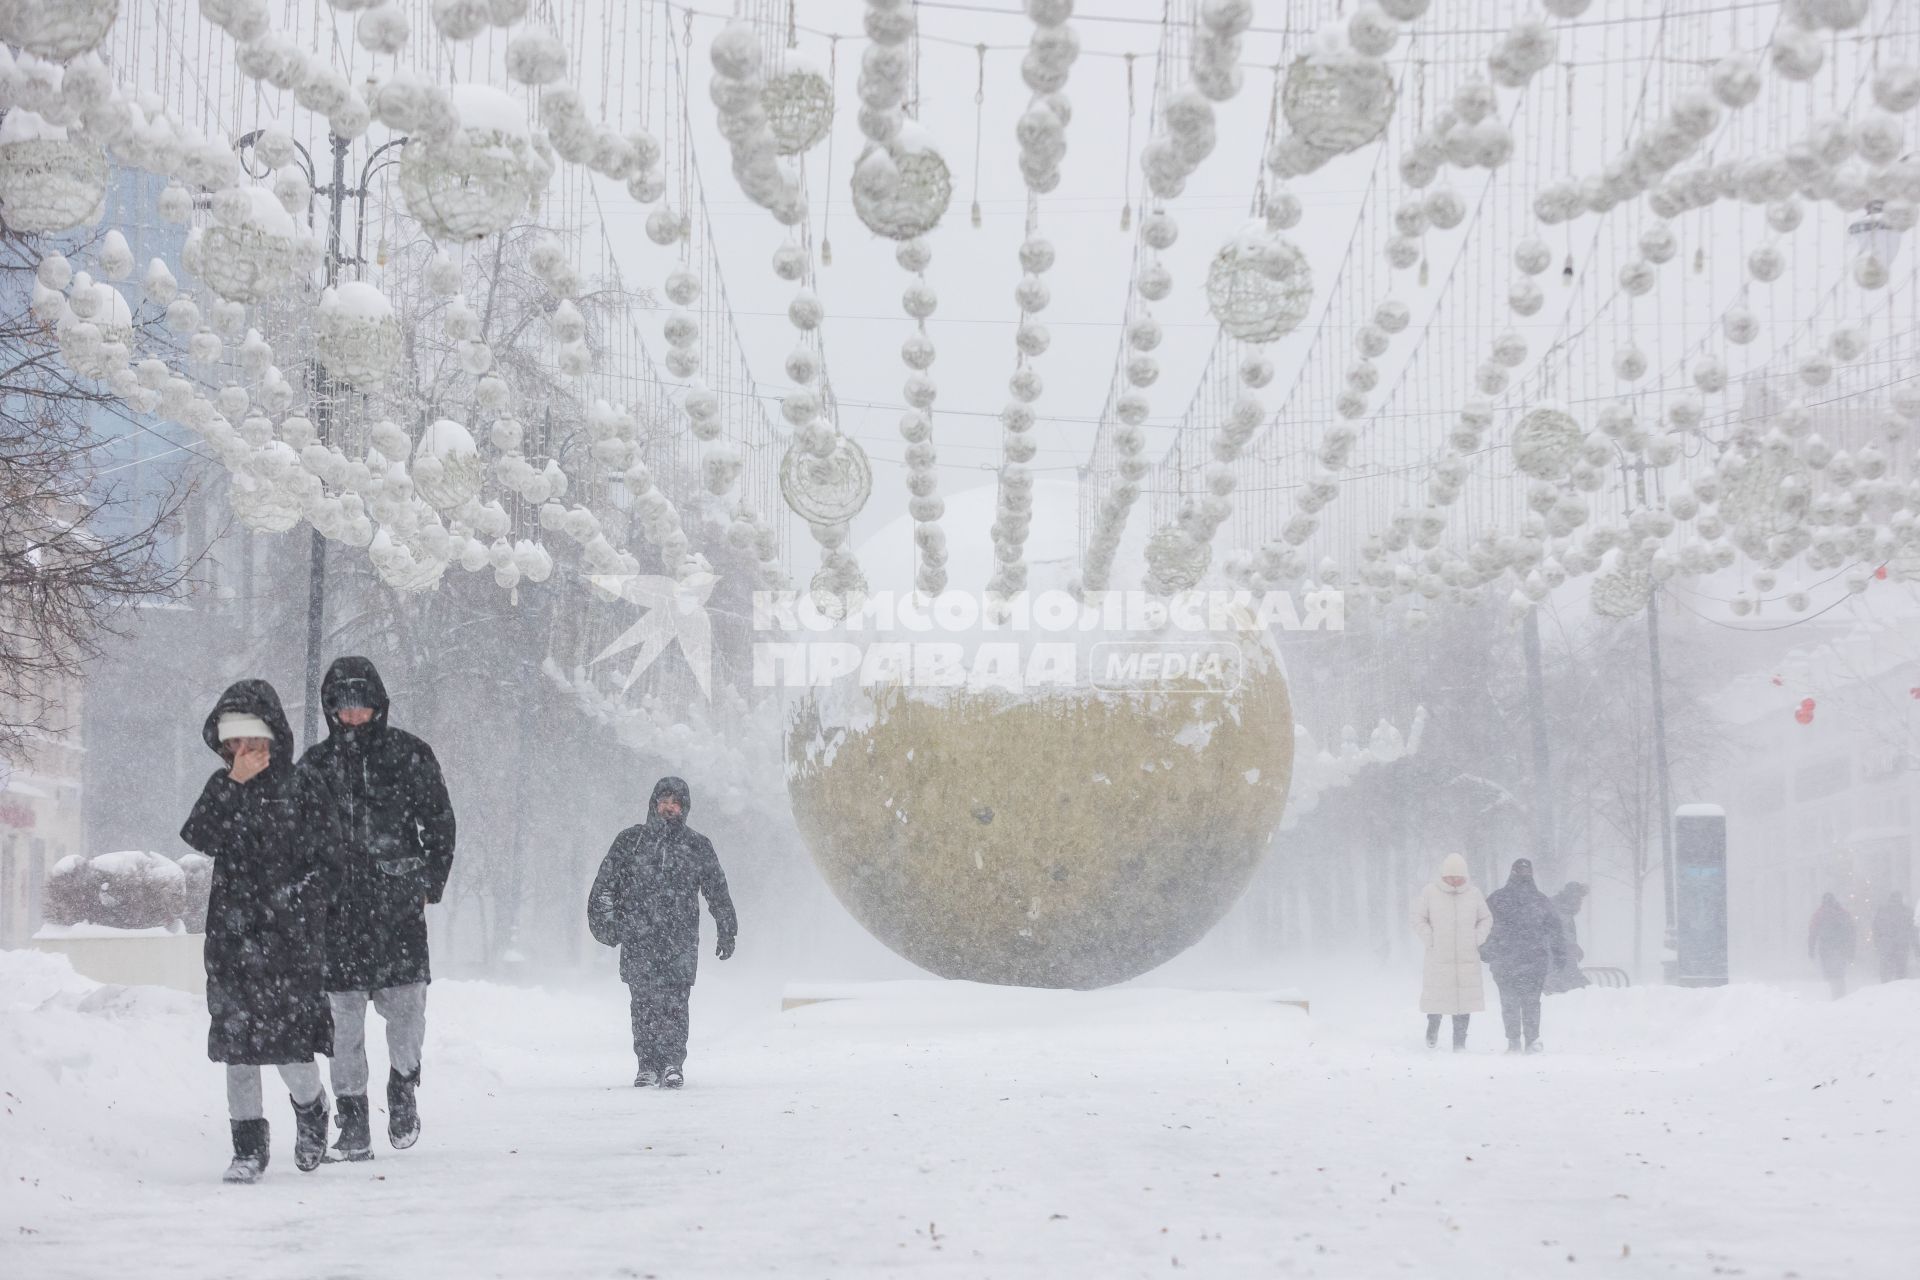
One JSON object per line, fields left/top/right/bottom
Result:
{"left": 1, "top": 948, "right": 1914, "bottom": 1279}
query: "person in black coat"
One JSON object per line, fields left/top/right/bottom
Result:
{"left": 1542, "top": 882, "right": 1591, "bottom": 995}
{"left": 298, "top": 657, "right": 456, "bottom": 1159}
{"left": 1869, "top": 892, "right": 1915, "bottom": 983}
{"left": 588, "top": 777, "right": 737, "bottom": 1088}
{"left": 180, "top": 680, "right": 344, "bottom": 1183}
{"left": 1481, "top": 858, "right": 1568, "bottom": 1054}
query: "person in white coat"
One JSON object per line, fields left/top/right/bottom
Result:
{"left": 1411, "top": 853, "right": 1492, "bottom": 1051}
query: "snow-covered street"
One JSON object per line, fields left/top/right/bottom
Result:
{"left": 2, "top": 950, "right": 1913, "bottom": 1279}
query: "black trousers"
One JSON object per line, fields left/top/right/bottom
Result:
{"left": 628, "top": 981, "right": 693, "bottom": 1071}
{"left": 1494, "top": 977, "right": 1543, "bottom": 1043}
{"left": 1425, "top": 1013, "right": 1470, "bottom": 1047}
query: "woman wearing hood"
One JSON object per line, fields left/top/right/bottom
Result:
{"left": 1411, "top": 853, "right": 1492, "bottom": 1051}
{"left": 180, "top": 680, "right": 345, "bottom": 1183}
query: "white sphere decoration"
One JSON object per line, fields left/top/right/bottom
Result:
{"left": 1797, "top": 352, "right": 1834, "bottom": 387}
{"left": 1747, "top": 245, "right": 1785, "bottom": 284}
{"left": 197, "top": 187, "right": 313, "bottom": 305}
{"left": 1356, "top": 325, "right": 1391, "bottom": 359}
{"left": 1240, "top": 354, "right": 1275, "bottom": 388}
{"left": 761, "top": 60, "right": 835, "bottom": 156}
{"left": 411, "top": 419, "right": 484, "bottom": 511}
{"left": 1855, "top": 254, "right": 1891, "bottom": 290}
{"left": 1205, "top": 227, "right": 1313, "bottom": 344}
{"left": 1511, "top": 405, "right": 1585, "bottom": 479}
{"left": 1423, "top": 186, "right": 1466, "bottom": 231}
{"left": 1873, "top": 64, "right": 1920, "bottom": 114}
{"left": 1693, "top": 355, "right": 1729, "bottom": 393}
{"left": 1771, "top": 25, "right": 1824, "bottom": 81}
{"left": 398, "top": 85, "right": 549, "bottom": 242}
{"left": 850, "top": 129, "right": 953, "bottom": 241}
{"left": 315, "top": 282, "right": 402, "bottom": 387}
{"left": 1829, "top": 327, "right": 1867, "bottom": 363}
{"left": 1724, "top": 306, "right": 1760, "bottom": 344}
{"left": 1509, "top": 278, "right": 1544, "bottom": 316}
{"left": 0, "top": 113, "right": 108, "bottom": 233}
{"left": 1282, "top": 49, "right": 1397, "bottom": 155}
{"left": 1619, "top": 259, "right": 1657, "bottom": 296}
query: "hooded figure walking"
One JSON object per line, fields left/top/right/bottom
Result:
{"left": 299, "top": 657, "right": 456, "bottom": 1160}
{"left": 1410, "top": 853, "right": 1492, "bottom": 1051}
{"left": 180, "top": 680, "right": 344, "bottom": 1183}
{"left": 1807, "top": 893, "right": 1855, "bottom": 998}
{"left": 588, "top": 777, "right": 737, "bottom": 1088}
{"left": 1481, "top": 858, "right": 1568, "bottom": 1054}
{"left": 1871, "top": 891, "right": 1917, "bottom": 982}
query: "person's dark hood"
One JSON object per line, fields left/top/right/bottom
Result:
{"left": 1504, "top": 859, "right": 1547, "bottom": 897}
{"left": 201, "top": 679, "right": 296, "bottom": 770}
{"left": 322, "top": 656, "right": 390, "bottom": 741}
{"left": 649, "top": 776, "right": 692, "bottom": 825}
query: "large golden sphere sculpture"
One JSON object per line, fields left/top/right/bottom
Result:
{"left": 784, "top": 483, "right": 1295, "bottom": 989}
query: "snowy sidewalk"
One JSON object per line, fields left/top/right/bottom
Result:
{"left": 1, "top": 951, "right": 1914, "bottom": 1279}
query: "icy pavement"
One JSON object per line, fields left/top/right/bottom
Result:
{"left": 1, "top": 949, "right": 1914, "bottom": 1279}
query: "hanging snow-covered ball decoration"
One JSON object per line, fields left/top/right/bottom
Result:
{"left": 315, "top": 281, "right": 402, "bottom": 387}
{"left": 1590, "top": 560, "right": 1651, "bottom": 619}
{"left": 1205, "top": 227, "right": 1314, "bottom": 344}
{"left": 1281, "top": 50, "right": 1397, "bottom": 155}
{"left": 1145, "top": 524, "right": 1213, "bottom": 593}
{"left": 1770, "top": 25, "right": 1824, "bottom": 82}
{"left": 780, "top": 434, "right": 873, "bottom": 524}
{"left": 413, "top": 418, "right": 484, "bottom": 511}
{"left": 0, "top": 113, "right": 107, "bottom": 233}
{"left": 0, "top": 0, "right": 120, "bottom": 61}
{"left": 1511, "top": 405, "right": 1585, "bottom": 479}
{"left": 850, "top": 127, "right": 952, "bottom": 240}
{"left": 196, "top": 187, "right": 314, "bottom": 305}
{"left": 397, "top": 85, "right": 548, "bottom": 242}
{"left": 1724, "top": 306, "right": 1760, "bottom": 344}
{"left": 505, "top": 29, "right": 567, "bottom": 86}
{"left": 762, "top": 58, "right": 835, "bottom": 156}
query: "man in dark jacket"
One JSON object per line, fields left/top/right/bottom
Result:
{"left": 181, "top": 680, "right": 344, "bottom": 1182}
{"left": 588, "top": 777, "right": 737, "bottom": 1088}
{"left": 1481, "top": 858, "right": 1568, "bottom": 1054}
{"left": 299, "top": 657, "right": 456, "bottom": 1159}
{"left": 1870, "top": 891, "right": 1917, "bottom": 982}
{"left": 1808, "top": 893, "right": 1856, "bottom": 998}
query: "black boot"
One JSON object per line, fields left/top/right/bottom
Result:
{"left": 1425, "top": 1015, "right": 1440, "bottom": 1049}
{"left": 1506, "top": 1037, "right": 1523, "bottom": 1054}
{"left": 330, "top": 1094, "right": 373, "bottom": 1163}
{"left": 387, "top": 1067, "right": 421, "bottom": 1150}
{"left": 223, "top": 1118, "right": 270, "bottom": 1184}
{"left": 1452, "top": 1015, "right": 1470, "bottom": 1052}
{"left": 292, "top": 1093, "right": 330, "bottom": 1172}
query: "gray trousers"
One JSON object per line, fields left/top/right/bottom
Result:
{"left": 629, "top": 981, "right": 693, "bottom": 1072}
{"left": 328, "top": 983, "right": 427, "bottom": 1096}
{"left": 226, "top": 1062, "right": 323, "bottom": 1121}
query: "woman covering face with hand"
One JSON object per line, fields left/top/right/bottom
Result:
{"left": 180, "top": 680, "right": 345, "bottom": 1183}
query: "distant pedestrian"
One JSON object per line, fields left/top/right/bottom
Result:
{"left": 1807, "top": 893, "right": 1856, "bottom": 999}
{"left": 180, "top": 681, "right": 343, "bottom": 1183}
{"left": 1869, "top": 892, "right": 1915, "bottom": 983}
{"left": 300, "top": 657, "right": 457, "bottom": 1161}
{"left": 1542, "top": 882, "right": 1591, "bottom": 995}
{"left": 1481, "top": 859, "right": 1568, "bottom": 1054}
{"left": 1410, "top": 853, "right": 1491, "bottom": 1051}
{"left": 588, "top": 777, "right": 737, "bottom": 1088}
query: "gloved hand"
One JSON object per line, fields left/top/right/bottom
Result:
{"left": 716, "top": 935, "right": 736, "bottom": 961}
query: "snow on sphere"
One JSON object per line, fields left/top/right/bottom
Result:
{"left": 0, "top": 0, "right": 121, "bottom": 62}
{"left": 506, "top": 29, "right": 567, "bottom": 86}
{"left": 316, "top": 282, "right": 402, "bottom": 388}
{"left": 0, "top": 114, "right": 108, "bottom": 233}
{"left": 432, "top": 0, "right": 490, "bottom": 42}
{"left": 1771, "top": 25, "right": 1825, "bottom": 81}
{"left": 398, "top": 85, "right": 548, "bottom": 242}
{"left": 1873, "top": 64, "right": 1920, "bottom": 114}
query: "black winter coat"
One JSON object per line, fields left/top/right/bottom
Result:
{"left": 1483, "top": 871, "right": 1568, "bottom": 985}
{"left": 180, "top": 680, "right": 343, "bottom": 1065}
{"left": 298, "top": 657, "right": 457, "bottom": 991}
{"left": 588, "top": 778, "right": 737, "bottom": 986}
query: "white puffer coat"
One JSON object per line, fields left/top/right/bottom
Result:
{"left": 1411, "top": 854, "right": 1492, "bottom": 1014}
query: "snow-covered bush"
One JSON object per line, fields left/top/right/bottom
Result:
{"left": 43, "top": 850, "right": 201, "bottom": 932}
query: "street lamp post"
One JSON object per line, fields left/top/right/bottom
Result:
{"left": 1615, "top": 451, "right": 1679, "bottom": 972}
{"left": 233, "top": 130, "right": 407, "bottom": 748}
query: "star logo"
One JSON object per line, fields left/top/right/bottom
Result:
{"left": 588, "top": 572, "right": 718, "bottom": 700}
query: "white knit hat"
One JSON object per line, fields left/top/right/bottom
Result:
{"left": 217, "top": 713, "right": 274, "bottom": 742}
